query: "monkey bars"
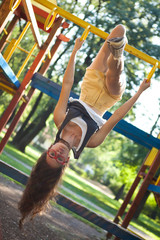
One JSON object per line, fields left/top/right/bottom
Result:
{"left": 8, "top": 0, "right": 42, "bottom": 47}
{"left": 35, "top": 0, "right": 160, "bottom": 69}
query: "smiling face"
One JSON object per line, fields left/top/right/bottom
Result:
{"left": 46, "top": 142, "right": 70, "bottom": 168}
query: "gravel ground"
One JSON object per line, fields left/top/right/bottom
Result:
{"left": 0, "top": 175, "right": 106, "bottom": 240}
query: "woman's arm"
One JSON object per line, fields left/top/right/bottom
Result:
{"left": 54, "top": 38, "right": 84, "bottom": 127}
{"left": 87, "top": 79, "right": 151, "bottom": 147}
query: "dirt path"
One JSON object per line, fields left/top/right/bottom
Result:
{"left": 0, "top": 175, "right": 106, "bottom": 240}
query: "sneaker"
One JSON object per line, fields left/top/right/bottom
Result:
{"left": 107, "top": 36, "right": 127, "bottom": 59}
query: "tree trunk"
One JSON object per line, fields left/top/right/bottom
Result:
{"left": 150, "top": 114, "right": 160, "bottom": 135}
{"left": 0, "top": 90, "right": 3, "bottom": 96}
{"left": 7, "top": 107, "right": 18, "bottom": 125}
{"left": 114, "top": 184, "right": 125, "bottom": 201}
{"left": 12, "top": 92, "right": 43, "bottom": 144}
{"left": 150, "top": 206, "right": 158, "bottom": 220}
{"left": 13, "top": 99, "right": 56, "bottom": 152}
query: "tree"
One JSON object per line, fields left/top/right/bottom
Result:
{"left": 11, "top": 92, "right": 44, "bottom": 144}
{"left": 12, "top": 98, "right": 57, "bottom": 152}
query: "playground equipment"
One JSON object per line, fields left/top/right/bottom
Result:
{"left": 0, "top": 1, "right": 160, "bottom": 239}
{"left": 106, "top": 138, "right": 160, "bottom": 240}
{"left": 0, "top": 0, "right": 70, "bottom": 151}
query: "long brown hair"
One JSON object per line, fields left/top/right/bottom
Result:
{"left": 18, "top": 151, "right": 66, "bottom": 228}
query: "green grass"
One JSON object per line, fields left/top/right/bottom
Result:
{"left": 3, "top": 143, "right": 41, "bottom": 167}
{"left": 63, "top": 169, "right": 120, "bottom": 216}
{"left": 1, "top": 142, "right": 160, "bottom": 240}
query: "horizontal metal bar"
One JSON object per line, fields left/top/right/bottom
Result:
{"left": 35, "top": 0, "right": 160, "bottom": 68}
{"left": 0, "top": 82, "right": 16, "bottom": 95}
{"left": 31, "top": 73, "right": 160, "bottom": 150}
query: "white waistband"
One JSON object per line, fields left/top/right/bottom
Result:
{"left": 69, "top": 97, "right": 106, "bottom": 127}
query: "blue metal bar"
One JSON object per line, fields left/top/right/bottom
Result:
{"left": 31, "top": 73, "right": 160, "bottom": 150}
{"left": 148, "top": 184, "right": 160, "bottom": 194}
{"left": 0, "top": 53, "right": 20, "bottom": 88}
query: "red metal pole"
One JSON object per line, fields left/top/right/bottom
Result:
{"left": 0, "top": 17, "right": 63, "bottom": 134}
{"left": 39, "top": 37, "right": 62, "bottom": 75}
{"left": 106, "top": 164, "right": 147, "bottom": 239}
{"left": 0, "top": 17, "right": 63, "bottom": 152}
{"left": 0, "top": 0, "right": 15, "bottom": 35}
{"left": 112, "top": 152, "right": 160, "bottom": 240}
{"left": 0, "top": 88, "right": 35, "bottom": 154}
{"left": 0, "top": 15, "right": 19, "bottom": 52}
{"left": 121, "top": 150, "right": 160, "bottom": 228}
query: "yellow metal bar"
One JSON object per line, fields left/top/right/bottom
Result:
{"left": 47, "top": 49, "right": 51, "bottom": 59}
{"left": 147, "top": 62, "right": 158, "bottom": 82}
{"left": 9, "top": 0, "right": 21, "bottom": 11}
{"left": 3, "top": 28, "right": 8, "bottom": 35}
{"left": 0, "top": 83, "right": 27, "bottom": 102}
{"left": 3, "top": 39, "right": 17, "bottom": 60}
{"left": 138, "top": 175, "right": 144, "bottom": 179}
{"left": 16, "top": 43, "right": 37, "bottom": 78}
{"left": 35, "top": 0, "right": 160, "bottom": 69}
{"left": 80, "top": 25, "right": 91, "bottom": 41}
{"left": 4, "top": 21, "right": 31, "bottom": 62}
{"left": 44, "top": 7, "right": 58, "bottom": 31}
{"left": 126, "top": 228, "right": 146, "bottom": 240}
{"left": 155, "top": 175, "right": 160, "bottom": 185}
{"left": 0, "top": 82, "right": 16, "bottom": 95}
{"left": 118, "top": 216, "right": 123, "bottom": 223}
{"left": 145, "top": 133, "right": 160, "bottom": 166}
{"left": 6, "top": 40, "right": 37, "bottom": 57}
{"left": 145, "top": 147, "right": 159, "bottom": 166}
{"left": 32, "top": 0, "right": 57, "bottom": 13}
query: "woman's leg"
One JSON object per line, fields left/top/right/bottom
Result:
{"left": 89, "top": 24, "right": 127, "bottom": 95}
{"left": 105, "top": 49, "right": 125, "bottom": 95}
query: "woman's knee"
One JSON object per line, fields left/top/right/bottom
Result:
{"left": 113, "top": 24, "right": 126, "bottom": 35}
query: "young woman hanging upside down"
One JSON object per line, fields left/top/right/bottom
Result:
{"left": 18, "top": 24, "right": 150, "bottom": 227}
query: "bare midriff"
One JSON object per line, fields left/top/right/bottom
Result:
{"left": 61, "top": 121, "right": 82, "bottom": 148}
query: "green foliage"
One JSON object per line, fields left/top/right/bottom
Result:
{"left": 69, "top": 162, "right": 87, "bottom": 177}
{"left": 77, "top": 129, "right": 149, "bottom": 197}
{"left": 142, "top": 193, "right": 160, "bottom": 219}
{"left": 0, "top": 92, "right": 13, "bottom": 117}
